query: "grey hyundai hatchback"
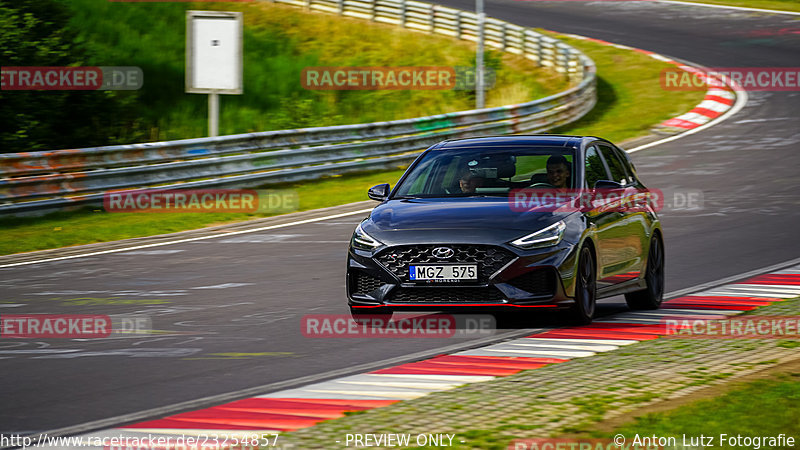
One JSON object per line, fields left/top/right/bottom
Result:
{"left": 346, "top": 135, "right": 664, "bottom": 324}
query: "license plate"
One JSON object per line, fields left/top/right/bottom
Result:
{"left": 409, "top": 265, "right": 477, "bottom": 281}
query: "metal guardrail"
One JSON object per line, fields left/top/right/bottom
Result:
{"left": 0, "top": 0, "right": 596, "bottom": 215}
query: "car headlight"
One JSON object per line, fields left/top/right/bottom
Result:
{"left": 352, "top": 222, "right": 383, "bottom": 250}
{"left": 510, "top": 220, "right": 567, "bottom": 249}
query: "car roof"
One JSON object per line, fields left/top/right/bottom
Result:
{"left": 436, "top": 135, "right": 591, "bottom": 149}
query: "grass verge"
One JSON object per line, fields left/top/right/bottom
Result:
{"left": 676, "top": 0, "right": 800, "bottom": 12}
{"left": 59, "top": 0, "right": 560, "bottom": 142}
{"left": 608, "top": 371, "right": 800, "bottom": 449}
{"left": 1, "top": 11, "right": 707, "bottom": 256}
{"left": 0, "top": 169, "right": 406, "bottom": 255}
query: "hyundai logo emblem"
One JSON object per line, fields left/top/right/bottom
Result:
{"left": 431, "top": 247, "right": 455, "bottom": 259}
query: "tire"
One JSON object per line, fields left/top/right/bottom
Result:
{"left": 349, "top": 307, "right": 393, "bottom": 325}
{"left": 625, "top": 234, "right": 665, "bottom": 310}
{"left": 572, "top": 246, "right": 597, "bottom": 325}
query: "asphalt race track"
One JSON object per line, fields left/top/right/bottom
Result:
{"left": 2, "top": 0, "right": 798, "bottom": 436}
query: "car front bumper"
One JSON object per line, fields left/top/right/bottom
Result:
{"left": 346, "top": 240, "right": 579, "bottom": 311}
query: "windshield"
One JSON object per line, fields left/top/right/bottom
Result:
{"left": 392, "top": 146, "right": 576, "bottom": 198}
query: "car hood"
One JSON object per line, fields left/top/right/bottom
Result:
{"left": 363, "top": 198, "right": 573, "bottom": 245}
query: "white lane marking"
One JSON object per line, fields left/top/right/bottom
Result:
{"left": 730, "top": 283, "right": 800, "bottom": 293}
{"left": 190, "top": 283, "right": 254, "bottom": 290}
{"left": 627, "top": 71, "right": 748, "bottom": 154}
{"left": 673, "top": 112, "right": 712, "bottom": 124}
{"left": 0, "top": 349, "right": 80, "bottom": 354}
{"left": 358, "top": 374, "right": 495, "bottom": 383}
{"left": 733, "top": 117, "right": 795, "bottom": 124}
{"left": 658, "top": 308, "right": 748, "bottom": 314}
{"left": 696, "top": 100, "right": 731, "bottom": 113}
{"left": 707, "top": 89, "right": 736, "bottom": 99}
{"left": 0, "top": 208, "right": 374, "bottom": 268}
{"left": 696, "top": 285, "right": 800, "bottom": 297}
{"left": 647, "top": 53, "right": 674, "bottom": 63}
{"left": 594, "top": 317, "right": 665, "bottom": 324}
{"left": 477, "top": 348, "right": 595, "bottom": 357}
{"left": 619, "top": 311, "right": 733, "bottom": 318}
{"left": 118, "top": 250, "right": 186, "bottom": 255}
{"left": 657, "top": 0, "right": 800, "bottom": 16}
{"left": 0, "top": 304, "right": 25, "bottom": 308}
{"left": 257, "top": 389, "right": 406, "bottom": 400}
{"left": 30, "top": 289, "right": 187, "bottom": 296}
{"left": 299, "top": 380, "right": 444, "bottom": 393}
{"left": 335, "top": 373, "right": 471, "bottom": 384}
{"left": 303, "top": 389, "right": 430, "bottom": 399}
{"left": 501, "top": 341, "right": 619, "bottom": 352}
{"left": 332, "top": 380, "right": 459, "bottom": 390}
{"left": 217, "top": 234, "right": 305, "bottom": 243}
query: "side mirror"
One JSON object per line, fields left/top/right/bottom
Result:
{"left": 367, "top": 183, "right": 390, "bottom": 201}
{"left": 593, "top": 180, "right": 625, "bottom": 190}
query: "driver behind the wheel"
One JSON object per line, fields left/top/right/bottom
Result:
{"left": 459, "top": 171, "right": 485, "bottom": 193}
{"left": 546, "top": 155, "right": 571, "bottom": 189}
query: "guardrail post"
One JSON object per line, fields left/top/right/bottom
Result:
{"left": 400, "top": 0, "right": 407, "bottom": 27}
{"left": 338, "top": 0, "right": 344, "bottom": 15}
{"left": 429, "top": 4, "right": 435, "bottom": 33}
{"left": 371, "top": 0, "right": 376, "bottom": 21}
{"left": 537, "top": 34, "right": 544, "bottom": 67}
{"left": 306, "top": 0, "right": 312, "bottom": 10}
{"left": 455, "top": 11, "right": 462, "bottom": 39}
{"left": 568, "top": 50, "right": 578, "bottom": 82}
{"left": 501, "top": 23, "right": 507, "bottom": 51}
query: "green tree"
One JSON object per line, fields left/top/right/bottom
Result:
{"left": 0, "top": 0, "right": 137, "bottom": 153}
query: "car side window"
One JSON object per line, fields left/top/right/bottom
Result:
{"left": 584, "top": 146, "right": 608, "bottom": 188}
{"left": 611, "top": 146, "right": 637, "bottom": 184}
{"left": 598, "top": 144, "right": 629, "bottom": 185}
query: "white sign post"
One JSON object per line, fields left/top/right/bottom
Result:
{"left": 186, "top": 11, "right": 243, "bottom": 137}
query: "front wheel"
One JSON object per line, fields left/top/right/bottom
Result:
{"left": 625, "top": 234, "right": 664, "bottom": 310}
{"left": 572, "top": 246, "right": 597, "bottom": 325}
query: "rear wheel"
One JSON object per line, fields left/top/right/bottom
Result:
{"left": 572, "top": 246, "right": 597, "bottom": 325}
{"left": 625, "top": 234, "right": 664, "bottom": 310}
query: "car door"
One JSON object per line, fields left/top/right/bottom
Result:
{"left": 582, "top": 144, "right": 621, "bottom": 287}
{"left": 595, "top": 143, "right": 647, "bottom": 284}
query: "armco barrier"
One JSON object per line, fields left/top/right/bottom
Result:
{"left": 0, "top": 0, "right": 596, "bottom": 215}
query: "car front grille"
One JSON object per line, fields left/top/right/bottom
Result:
{"left": 506, "top": 270, "right": 556, "bottom": 297}
{"left": 386, "top": 286, "right": 506, "bottom": 303}
{"left": 353, "top": 272, "right": 383, "bottom": 295}
{"left": 375, "top": 245, "right": 516, "bottom": 283}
